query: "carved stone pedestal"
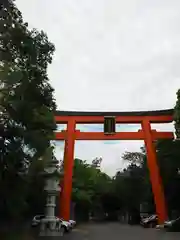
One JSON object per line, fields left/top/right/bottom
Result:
{"left": 39, "top": 217, "right": 63, "bottom": 237}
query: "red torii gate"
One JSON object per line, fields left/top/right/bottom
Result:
{"left": 55, "top": 109, "right": 174, "bottom": 224}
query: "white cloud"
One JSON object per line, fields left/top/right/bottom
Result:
{"left": 16, "top": 0, "right": 179, "bottom": 176}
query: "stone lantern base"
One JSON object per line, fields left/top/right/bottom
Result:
{"left": 39, "top": 217, "right": 63, "bottom": 237}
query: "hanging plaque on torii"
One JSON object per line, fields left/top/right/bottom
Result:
{"left": 104, "top": 116, "right": 116, "bottom": 135}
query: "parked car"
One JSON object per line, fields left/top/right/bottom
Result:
{"left": 69, "top": 219, "right": 76, "bottom": 227}
{"left": 58, "top": 218, "right": 72, "bottom": 232}
{"left": 156, "top": 216, "right": 180, "bottom": 232}
{"left": 31, "top": 215, "right": 72, "bottom": 232}
{"left": 140, "top": 214, "right": 158, "bottom": 228}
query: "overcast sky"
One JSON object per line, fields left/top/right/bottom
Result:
{"left": 16, "top": 0, "right": 179, "bottom": 176}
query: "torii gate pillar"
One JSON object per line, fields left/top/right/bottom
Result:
{"left": 142, "top": 119, "right": 167, "bottom": 223}
{"left": 59, "top": 119, "right": 76, "bottom": 221}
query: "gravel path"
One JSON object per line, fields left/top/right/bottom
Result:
{"left": 63, "top": 222, "right": 180, "bottom": 240}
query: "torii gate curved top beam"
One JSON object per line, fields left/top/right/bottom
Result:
{"left": 55, "top": 108, "right": 173, "bottom": 116}
{"left": 55, "top": 109, "right": 174, "bottom": 124}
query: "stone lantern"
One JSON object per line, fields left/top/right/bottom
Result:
{"left": 176, "top": 127, "right": 180, "bottom": 141}
{"left": 39, "top": 147, "right": 63, "bottom": 237}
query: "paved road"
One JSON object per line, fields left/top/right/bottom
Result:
{"left": 64, "top": 222, "right": 180, "bottom": 240}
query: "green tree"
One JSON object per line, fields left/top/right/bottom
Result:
{"left": 115, "top": 139, "right": 180, "bottom": 220}
{"left": 111, "top": 149, "right": 154, "bottom": 222}
{"left": 0, "top": 0, "right": 56, "bottom": 221}
{"left": 122, "top": 151, "right": 144, "bottom": 165}
{"left": 72, "top": 158, "right": 111, "bottom": 221}
{"left": 174, "top": 89, "right": 180, "bottom": 138}
{"left": 155, "top": 139, "right": 180, "bottom": 217}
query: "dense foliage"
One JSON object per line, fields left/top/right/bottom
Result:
{"left": 0, "top": 0, "right": 56, "bottom": 221}
{"left": 118, "top": 140, "right": 180, "bottom": 219}
{"left": 71, "top": 158, "right": 111, "bottom": 221}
